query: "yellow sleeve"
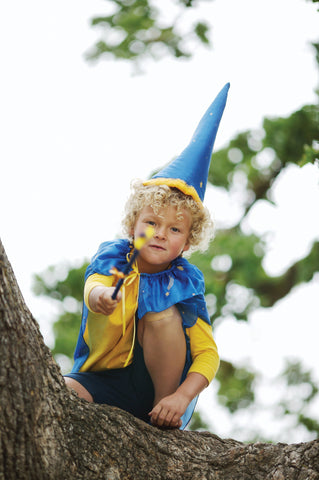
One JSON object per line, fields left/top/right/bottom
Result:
{"left": 186, "top": 318, "right": 220, "bottom": 385}
{"left": 84, "top": 273, "right": 115, "bottom": 312}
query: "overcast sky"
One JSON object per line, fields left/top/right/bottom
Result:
{"left": 1, "top": 0, "right": 318, "bottom": 441}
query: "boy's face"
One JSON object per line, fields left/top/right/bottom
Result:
{"left": 133, "top": 205, "right": 191, "bottom": 274}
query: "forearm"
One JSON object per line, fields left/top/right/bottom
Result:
{"left": 176, "top": 372, "right": 208, "bottom": 403}
{"left": 187, "top": 318, "right": 220, "bottom": 384}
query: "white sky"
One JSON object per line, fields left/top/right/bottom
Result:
{"left": 1, "top": 0, "right": 319, "bottom": 442}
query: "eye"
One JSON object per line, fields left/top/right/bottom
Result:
{"left": 171, "top": 227, "right": 180, "bottom": 233}
{"left": 146, "top": 220, "right": 156, "bottom": 226}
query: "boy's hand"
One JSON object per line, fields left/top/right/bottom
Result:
{"left": 148, "top": 392, "right": 190, "bottom": 429}
{"left": 89, "top": 286, "right": 121, "bottom": 315}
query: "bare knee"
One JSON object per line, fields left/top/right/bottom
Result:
{"left": 145, "top": 305, "right": 181, "bottom": 323}
{"left": 65, "top": 377, "right": 93, "bottom": 403}
{"left": 138, "top": 306, "right": 183, "bottom": 346}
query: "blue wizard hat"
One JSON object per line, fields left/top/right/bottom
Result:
{"left": 144, "top": 83, "right": 230, "bottom": 206}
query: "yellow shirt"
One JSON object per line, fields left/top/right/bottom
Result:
{"left": 81, "top": 272, "right": 219, "bottom": 384}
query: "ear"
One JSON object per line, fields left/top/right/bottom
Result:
{"left": 182, "top": 241, "right": 190, "bottom": 253}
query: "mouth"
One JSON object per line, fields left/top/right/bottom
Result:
{"left": 149, "top": 244, "right": 166, "bottom": 251}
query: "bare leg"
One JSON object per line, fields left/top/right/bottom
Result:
{"left": 138, "top": 306, "right": 186, "bottom": 406}
{"left": 64, "top": 377, "right": 93, "bottom": 402}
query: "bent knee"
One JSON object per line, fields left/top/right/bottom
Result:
{"left": 138, "top": 306, "right": 184, "bottom": 346}
{"left": 143, "top": 306, "right": 182, "bottom": 325}
{"left": 65, "top": 377, "right": 93, "bottom": 403}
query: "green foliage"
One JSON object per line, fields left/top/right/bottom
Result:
{"left": 312, "top": 42, "right": 319, "bottom": 67}
{"left": 33, "top": 262, "right": 88, "bottom": 302}
{"left": 86, "top": 0, "right": 212, "bottom": 64}
{"left": 33, "top": 262, "right": 88, "bottom": 359}
{"left": 216, "top": 361, "right": 255, "bottom": 413}
{"left": 263, "top": 106, "right": 319, "bottom": 166}
{"left": 209, "top": 106, "right": 319, "bottom": 202}
{"left": 283, "top": 361, "right": 318, "bottom": 401}
{"left": 194, "top": 22, "right": 210, "bottom": 44}
{"left": 300, "top": 143, "right": 319, "bottom": 166}
{"left": 298, "top": 414, "right": 319, "bottom": 435}
{"left": 193, "top": 230, "right": 319, "bottom": 324}
{"left": 278, "top": 361, "right": 319, "bottom": 437}
{"left": 52, "top": 311, "right": 82, "bottom": 359}
{"left": 191, "top": 228, "right": 265, "bottom": 322}
{"left": 188, "top": 411, "right": 209, "bottom": 431}
{"left": 195, "top": 104, "right": 319, "bottom": 325}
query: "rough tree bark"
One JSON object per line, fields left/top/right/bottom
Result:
{"left": 0, "top": 238, "right": 318, "bottom": 480}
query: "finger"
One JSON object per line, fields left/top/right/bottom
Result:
{"left": 109, "top": 287, "right": 122, "bottom": 303}
{"left": 161, "top": 410, "right": 180, "bottom": 429}
{"left": 99, "top": 303, "right": 113, "bottom": 315}
{"left": 104, "top": 296, "right": 118, "bottom": 307}
{"left": 157, "top": 408, "right": 174, "bottom": 427}
{"left": 171, "top": 415, "right": 183, "bottom": 429}
{"left": 162, "top": 410, "right": 175, "bottom": 427}
{"left": 148, "top": 406, "right": 161, "bottom": 425}
{"left": 100, "top": 301, "right": 117, "bottom": 316}
{"left": 149, "top": 406, "right": 165, "bottom": 426}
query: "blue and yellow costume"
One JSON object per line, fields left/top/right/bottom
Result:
{"left": 66, "top": 83, "right": 230, "bottom": 428}
{"left": 67, "top": 239, "right": 219, "bottom": 428}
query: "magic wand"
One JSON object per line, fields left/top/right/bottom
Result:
{"left": 111, "top": 226, "right": 154, "bottom": 300}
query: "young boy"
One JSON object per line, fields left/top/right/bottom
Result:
{"left": 65, "top": 83, "right": 230, "bottom": 429}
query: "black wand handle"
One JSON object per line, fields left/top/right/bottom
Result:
{"left": 111, "top": 249, "right": 139, "bottom": 300}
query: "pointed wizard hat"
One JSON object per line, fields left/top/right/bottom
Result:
{"left": 144, "top": 82, "right": 230, "bottom": 206}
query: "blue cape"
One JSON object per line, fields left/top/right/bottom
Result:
{"left": 86, "top": 239, "right": 210, "bottom": 328}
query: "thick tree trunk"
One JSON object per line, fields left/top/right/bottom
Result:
{"left": 0, "top": 238, "right": 318, "bottom": 480}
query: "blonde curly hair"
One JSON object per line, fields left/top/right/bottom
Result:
{"left": 122, "top": 180, "right": 214, "bottom": 254}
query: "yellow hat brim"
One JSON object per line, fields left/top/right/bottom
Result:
{"left": 143, "top": 178, "right": 203, "bottom": 207}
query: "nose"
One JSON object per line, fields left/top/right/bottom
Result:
{"left": 155, "top": 225, "right": 166, "bottom": 239}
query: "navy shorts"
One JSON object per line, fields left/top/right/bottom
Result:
{"left": 65, "top": 342, "right": 154, "bottom": 424}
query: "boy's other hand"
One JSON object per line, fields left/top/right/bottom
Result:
{"left": 89, "top": 286, "right": 122, "bottom": 315}
{"left": 148, "top": 392, "right": 189, "bottom": 429}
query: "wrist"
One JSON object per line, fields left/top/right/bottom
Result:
{"left": 176, "top": 372, "right": 208, "bottom": 403}
{"left": 175, "top": 385, "right": 193, "bottom": 404}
